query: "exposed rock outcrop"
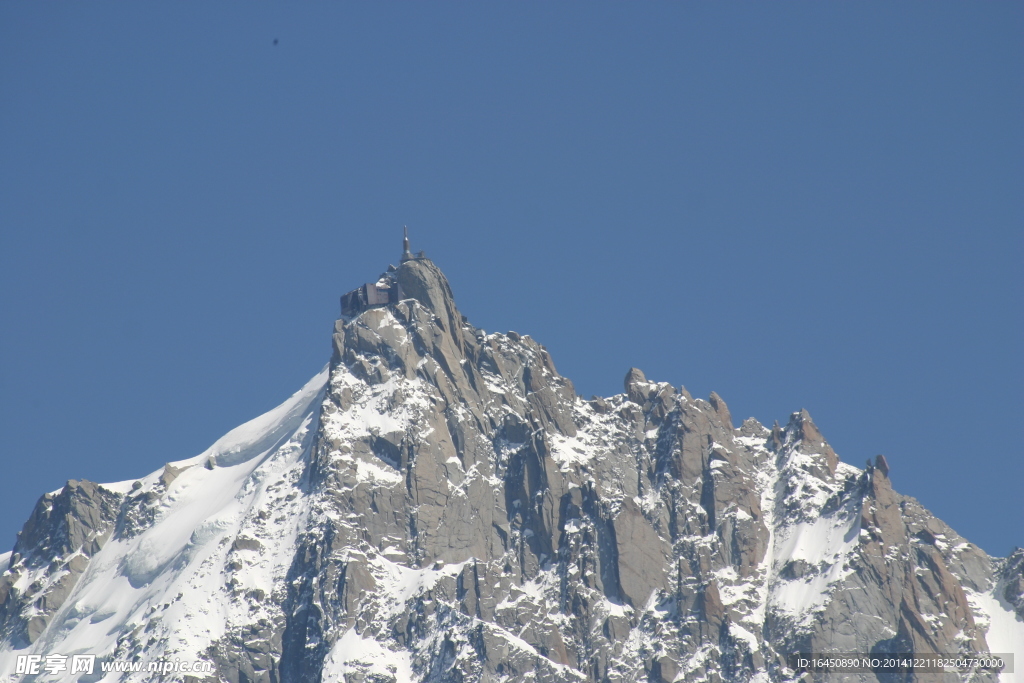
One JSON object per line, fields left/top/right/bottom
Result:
{"left": 1, "top": 480, "right": 122, "bottom": 647}
{"left": 0, "top": 254, "right": 1018, "bottom": 683}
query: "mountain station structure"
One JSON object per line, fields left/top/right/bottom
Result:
{"left": 340, "top": 227, "right": 427, "bottom": 317}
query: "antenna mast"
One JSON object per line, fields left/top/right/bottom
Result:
{"left": 401, "top": 226, "right": 413, "bottom": 261}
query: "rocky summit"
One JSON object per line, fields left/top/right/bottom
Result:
{"left": 1, "top": 249, "right": 1021, "bottom": 683}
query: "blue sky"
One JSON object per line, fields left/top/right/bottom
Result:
{"left": 1, "top": 3, "right": 1021, "bottom": 556}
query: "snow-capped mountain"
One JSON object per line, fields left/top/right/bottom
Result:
{"left": 2, "top": 248, "right": 1021, "bottom": 683}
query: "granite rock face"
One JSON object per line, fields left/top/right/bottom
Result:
{"left": 1, "top": 255, "right": 1020, "bottom": 683}
{"left": 0, "top": 480, "right": 122, "bottom": 649}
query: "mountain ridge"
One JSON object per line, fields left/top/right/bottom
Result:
{"left": 1, "top": 250, "right": 1021, "bottom": 683}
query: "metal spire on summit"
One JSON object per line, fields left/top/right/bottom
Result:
{"left": 401, "top": 225, "right": 413, "bottom": 262}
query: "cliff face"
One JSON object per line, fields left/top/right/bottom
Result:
{"left": 1, "top": 256, "right": 1020, "bottom": 683}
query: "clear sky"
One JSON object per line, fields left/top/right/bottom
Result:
{"left": 1, "top": 4, "right": 1021, "bottom": 557}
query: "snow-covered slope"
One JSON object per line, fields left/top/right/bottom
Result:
{"left": 1, "top": 254, "right": 1020, "bottom": 683}
{"left": 0, "top": 368, "right": 326, "bottom": 680}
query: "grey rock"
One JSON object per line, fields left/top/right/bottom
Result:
{"left": 708, "top": 391, "right": 733, "bottom": 430}
{"left": 1, "top": 479, "right": 122, "bottom": 648}
{"left": 1, "top": 254, "right": 1015, "bottom": 683}
{"left": 231, "top": 537, "right": 263, "bottom": 552}
{"left": 624, "top": 367, "right": 649, "bottom": 404}
{"left": 1001, "top": 548, "right": 1024, "bottom": 619}
{"left": 160, "top": 463, "right": 189, "bottom": 487}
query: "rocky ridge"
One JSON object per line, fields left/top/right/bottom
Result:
{"left": 0, "top": 253, "right": 1020, "bottom": 683}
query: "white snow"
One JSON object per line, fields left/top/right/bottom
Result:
{"left": 323, "top": 627, "right": 415, "bottom": 682}
{"left": 770, "top": 510, "right": 859, "bottom": 618}
{"left": 96, "top": 480, "right": 140, "bottom": 495}
{"left": 324, "top": 373, "right": 432, "bottom": 447}
{"left": 2, "top": 328, "right": 1015, "bottom": 683}
{"left": 480, "top": 369, "right": 510, "bottom": 395}
{"left": 729, "top": 621, "right": 760, "bottom": 651}
{"left": 599, "top": 598, "right": 632, "bottom": 619}
{"left": 548, "top": 432, "right": 597, "bottom": 470}
{"left": 0, "top": 367, "right": 329, "bottom": 682}
{"left": 376, "top": 557, "right": 469, "bottom": 614}
{"left": 354, "top": 457, "right": 404, "bottom": 485}
{"left": 748, "top": 437, "right": 777, "bottom": 631}
{"left": 774, "top": 510, "right": 860, "bottom": 568}
{"left": 966, "top": 588, "right": 1024, "bottom": 683}
{"left": 201, "top": 367, "right": 328, "bottom": 468}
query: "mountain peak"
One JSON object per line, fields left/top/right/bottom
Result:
{"left": 395, "top": 257, "right": 462, "bottom": 336}
{"left": 1, "top": 245, "right": 1020, "bottom": 681}
{"left": 339, "top": 234, "right": 463, "bottom": 343}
